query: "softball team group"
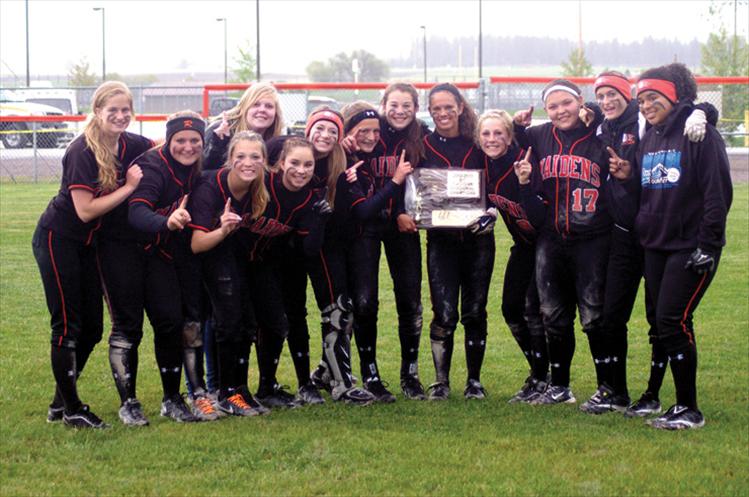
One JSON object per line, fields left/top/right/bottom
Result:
{"left": 33, "top": 61, "right": 732, "bottom": 432}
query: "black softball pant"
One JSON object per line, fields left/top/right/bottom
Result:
{"left": 201, "top": 241, "right": 258, "bottom": 396}
{"left": 98, "top": 239, "right": 183, "bottom": 401}
{"left": 643, "top": 248, "right": 720, "bottom": 409}
{"left": 602, "top": 225, "right": 656, "bottom": 395}
{"left": 347, "top": 221, "right": 423, "bottom": 381}
{"left": 535, "top": 231, "right": 609, "bottom": 387}
{"left": 501, "top": 241, "right": 547, "bottom": 382}
{"left": 426, "top": 230, "right": 495, "bottom": 384}
{"left": 33, "top": 225, "right": 103, "bottom": 412}
{"left": 33, "top": 225, "right": 103, "bottom": 353}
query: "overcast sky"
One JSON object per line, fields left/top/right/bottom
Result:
{"left": 1, "top": 0, "right": 748, "bottom": 79}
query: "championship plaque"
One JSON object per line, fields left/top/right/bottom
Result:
{"left": 404, "top": 168, "right": 486, "bottom": 229}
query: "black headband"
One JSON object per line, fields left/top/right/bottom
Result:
{"left": 166, "top": 116, "right": 205, "bottom": 145}
{"left": 344, "top": 109, "right": 378, "bottom": 134}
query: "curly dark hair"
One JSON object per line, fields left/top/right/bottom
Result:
{"left": 639, "top": 63, "right": 697, "bottom": 102}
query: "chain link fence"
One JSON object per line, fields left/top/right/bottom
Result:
{"left": 2, "top": 79, "right": 746, "bottom": 183}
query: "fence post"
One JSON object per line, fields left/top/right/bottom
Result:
{"left": 477, "top": 78, "right": 487, "bottom": 114}
{"left": 32, "top": 122, "right": 38, "bottom": 183}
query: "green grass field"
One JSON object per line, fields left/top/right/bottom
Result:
{"left": 1, "top": 183, "right": 747, "bottom": 497}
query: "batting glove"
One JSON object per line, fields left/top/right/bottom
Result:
{"left": 684, "top": 109, "right": 706, "bottom": 142}
{"left": 684, "top": 248, "right": 715, "bottom": 274}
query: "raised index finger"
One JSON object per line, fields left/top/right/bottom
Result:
{"left": 224, "top": 197, "right": 232, "bottom": 213}
{"left": 606, "top": 146, "right": 620, "bottom": 159}
{"left": 351, "top": 160, "right": 363, "bottom": 171}
{"left": 524, "top": 146, "right": 532, "bottom": 162}
{"left": 399, "top": 149, "right": 406, "bottom": 164}
{"left": 179, "top": 194, "right": 189, "bottom": 210}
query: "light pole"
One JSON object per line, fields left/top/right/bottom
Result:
{"left": 478, "top": 0, "right": 483, "bottom": 79}
{"left": 93, "top": 7, "right": 106, "bottom": 82}
{"left": 256, "top": 0, "right": 260, "bottom": 81}
{"left": 25, "top": 0, "right": 30, "bottom": 86}
{"left": 216, "top": 17, "right": 227, "bottom": 84}
{"left": 420, "top": 25, "right": 427, "bottom": 83}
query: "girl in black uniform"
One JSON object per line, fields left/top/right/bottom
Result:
{"left": 341, "top": 100, "right": 416, "bottom": 402}
{"left": 476, "top": 110, "right": 548, "bottom": 403}
{"left": 268, "top": 108, "right": 374, "bottom": 405}
{"left": 190, "top": 131, "right": 270, "bottom": 416}
{"left": 421, "top": 83, "right": 496, "bottom": 400}
{"left": 204, "top": 82, "right": 285, "bottom": 169}
{"left": 246, "top": 138, "right": 333, "bottom": 408}
{"left": 515, "top": 79, "right": 612, "bottom": 406}
{"left": 372, "top": 83, "right": 427, "bottom": 400}
{"left": 610, "top": 63, "right": 731, "bottom": 429}
{"left": 33, "top": 81, "right": 151, "bottom": 428}
{"left": 99, "top": 111, "right": 209, "bottom": 425}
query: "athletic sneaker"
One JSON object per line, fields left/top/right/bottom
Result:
{"left": 119, "top": 398, "right": 149, "bottom": 426}
{"left": 256, "top": 383, "right": 298, "bottom": 408}
{"left": 531, "top": 385, "right": 576, "bottom": 405}
{"left": 296, "top": 383, "right": 325, "bottom": 405}
{"left": 47, "top": 405, "right": 64, "bottom": 423}
{"left": 427, "top": 382, "right": 450, "bottom": 401}
{"left": 400, "top": 375, "right": 426, "bottom": 400}
{"left": 62, "top": 405, "right": 109, "bottom": 429}
{"left": 648, "top": 404, "right": 705, "bottom": 430}
{"left": 191, "top": 394, "right": 220, "bottom": 422}
{"left": 508, "top": 376, "right": 535, "bottom": 403}
{"left": 160, "top": 394, "right": 199, "bottom": 422}
{"left": 625, "top": 391, "right": 662, "bottom": 418}
{"left": 364, "top": 378, "right": 396, "bottom": 403}
{"left": 310, "top": 364, "right": 333, "bottom": 393}
{"left": 238, "top": 387, "right": 270, "bottom": 415}
{"left": 579, "top": 385, "right": 629, "bottom": 414}
{"left": 523, "top": 379, "right": 549, "bottom": 404}
{"left": 464, "top": 379, "right": 487, "bottom": 400}
{"left": 217, "top": 392, "right": 260, "bottom": 417}
{"left": 332, "top": 386, "right": 375, "bottom": 406}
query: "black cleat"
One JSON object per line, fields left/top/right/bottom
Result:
{"left": 296, "top": 383, "right": 325, "bottom": 405}
{"left": 364, "top": 378, "right": 396, "bottom": 403}
{"left": 256, "top": 383, "right": 298, "bottom": 409}
{"left": 63, "top": 405, "right": 109, "bottom": 429}
{"left": 160, "top": 394, "right": 199, "bottom": 422}
{"left": 625, "top": 391, "right": 662, "bottom": 418}
{"left": 648, "top": 404, "right": 705, "bottom": 430}
{"left": 427, "top": 382, "right": 450, "bottom": 401}
{"left": 580, "top": 385, "right": 630, "bottom": 414}
{"left": 531, "top": 385, "right": 576, "bottom": 405}
{"left": 47, "top": 405, "right": 64, "bottom": 423}
{"left": 508, "top": 376, "right": 535, "bottom": 403}
{"left": 119, "top": 398, "right": 149, "bottom": 426}
{"left": 464, "top": 379, "right": 487, "bottom": 400}
{"left": 400, "top": 375, "right": 426, "bottom": 400}
{"left": 332, "top": 386, "right": 375, "bottom": 405}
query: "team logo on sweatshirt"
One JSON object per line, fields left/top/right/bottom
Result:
{"left": 641, "top": 149, "right": 682, "bottom": 189}
{"left": 622, "top": 133, "right": 636, "bottom": 146}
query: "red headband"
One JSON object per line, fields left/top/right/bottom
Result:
{"left": 594, "top": 75, "right": 632, "bottom": 102}
{"left": 305, "top": 110, "right": 344, "bottom": 143}
{"left": 636, "top": 79, "right": 678, "bottom": 104}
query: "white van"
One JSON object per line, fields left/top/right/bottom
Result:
{"left": 14, "top": 88, "right": 79, "bottom": 115}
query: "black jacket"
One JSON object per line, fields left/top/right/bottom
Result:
{"left": 635, "top": 103, "right": 732, "bottom": 253}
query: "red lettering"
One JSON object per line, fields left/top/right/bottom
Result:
{"left": 568, "top": 158, "right": 580, "bottom": 179}
{"left": 591, "top": 163, "right": 600, "bottom": 187}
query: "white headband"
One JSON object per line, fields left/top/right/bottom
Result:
{"left": 542, "top": 85, "right": 580, "bottom": 103}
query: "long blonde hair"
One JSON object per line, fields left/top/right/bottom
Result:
{"left": 83, "top": 81, "right": 133, "bottom": 191}
{"left": 475, "top": 109, "right": 515, "bottom": 144}
{"left": 222, "top": 82, "right": 284, "bottom": 141}
{"left": 225, "top": 131, "right": 269, "bottom": 220}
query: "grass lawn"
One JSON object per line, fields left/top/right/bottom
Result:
{"left": 1, "top": 183, "right": 747, "bottom": 496}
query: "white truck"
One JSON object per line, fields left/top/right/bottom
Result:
{"left": 0, "top": 89, "right": 74, "bottom": 148}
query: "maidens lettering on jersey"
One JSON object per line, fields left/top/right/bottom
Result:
{"left": 488, "top": 193, "right": 535, "bottom": 235}
{"left": 372, "top": 156, "right": 398, "bottom": 178}
{"left": 539, "top": 154, "right": 601, "bottom": 187}
{"left": 245, "top": 215, "right": 292, "bottom": 237}
{"left": 641, "top": 149, "right": 682, "bottom": 189}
